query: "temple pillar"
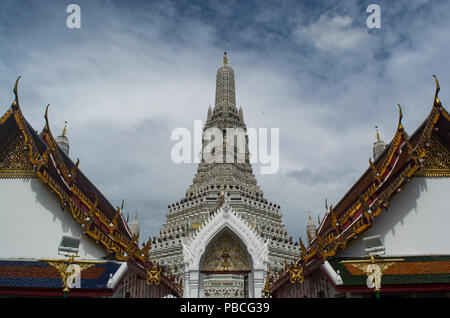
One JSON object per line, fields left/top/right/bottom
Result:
{"left": 184, "top": 269, "right": 200, "bottom": 298}
{"left": 253, "top": 269, "right": 265, "bottom": 298}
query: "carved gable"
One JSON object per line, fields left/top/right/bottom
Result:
{"left": 416, "top": 135, "right": 450, "bottom": 177}
{"left": 0, "top": 132, "right": 35, "bottom": 178}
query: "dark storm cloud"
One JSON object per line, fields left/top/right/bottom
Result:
{"left": 286, "top": 167, "right": 355, "bottom": 187}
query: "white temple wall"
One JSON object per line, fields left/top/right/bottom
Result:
{"left": 0, "top": 178, "right": 106, "bottom": 259}
{"left": 340, "top": 177, "right": 450, "bottom": 257}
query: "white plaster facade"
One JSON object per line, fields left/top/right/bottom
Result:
{"left": 339, "top": 177, "right": 450, "bottom": 257}
{"left": 182, "top": 202, "right": 269, "bottom": 298}
{"left": 0, "top": 178, "right": 106, "bottom": 259}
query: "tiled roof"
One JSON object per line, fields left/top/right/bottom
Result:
{"left": 328, "top": 255, "right": 450, "bottom": 286}
{"left": 0, "top": 260, "right": 122, "bottom": 289}
{"left": 0, "top": 80, "right": 183, "bottom": 298}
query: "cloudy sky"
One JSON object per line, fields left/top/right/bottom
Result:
{"left": 1, "top": 0, "right": 449, "bottom": 243}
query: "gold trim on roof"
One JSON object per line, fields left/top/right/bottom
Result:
{"left": 281, "top": 78, "right": 450, "bottom": 283}
{"left": 286, "top": 263, "right": 304, "bottom": 284}
{"left": 0, "top": 132, "right": 35, "bottom": 179}
{"left": 40, "top": 255, "right": 102, "bottom": 293}
{"left": 341, "top": 256, "right": 404, "bottom": 292}
{"left": 0, "top": 78, "right": 182, "bottom": 297}
{"left": 433, "top": 75, "right": 441, "bottom": 107}
{"left": 146, "top": 265, "right": 162, "bottom": 286}
{"left": 11, "top": 76, "right": 21, "bottom": 111}
{"left": 0, "top": 108, "right": 13, "bottom": 125}
{"left": 416, "top": 135, "right": 450, "bottom": 177}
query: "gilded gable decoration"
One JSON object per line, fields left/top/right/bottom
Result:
{"left": 286, "top": 263, "right": 304, "bottom": 284}
{"left": 416, "top": 135, "right": 450, "bottom": 177}
{"left": 0, "top": 77, "right": 183, "bottom": 297}
{"left": 0, "top": 133, "right": 35, "bottom": 178}
{"left": 201, "top": 232, "right": 250, "bottom": 271}
{"left": 280, "top": 76, "right": 450, "bottom": 279}
{"left": 146, "top": 265, "right": 162, "bottom": 285}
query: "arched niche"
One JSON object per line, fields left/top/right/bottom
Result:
{"left": 200, "top": 228, "right": 252, "bottom": 272}
{"left": 182, "top": 206, "right": 268, "bottom": 298}
{"left": 199, "top": 228, "right": 252, "bottom": 298}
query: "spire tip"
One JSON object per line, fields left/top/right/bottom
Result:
{"left": 223, "top": 51, "right": 228, "bottom": 65}
{"left": 375, "top": 125, "right": 380, "bottom": 141}
{"left": 62, "top": 121, "right": 68, "bottom": 137}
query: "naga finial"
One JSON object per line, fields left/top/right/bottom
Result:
{"left": 433, "top": 74, "right": 441, "bottom": 107}
{"left": 44, "top": 104, "right": 50, "bottom": 131}
{"left": 12, "top": 76, "right": 21, "bottom": 110}
{"left": 397, "top": 104, "right": 403, "bottom": 131}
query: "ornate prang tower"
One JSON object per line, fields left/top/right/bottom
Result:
{"left": 150, "top": 53, "right": 299, "bottom": 297}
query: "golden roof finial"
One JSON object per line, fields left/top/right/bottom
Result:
{"left": 375, "top": 125, "right": 380, "bottom": 142}
{"left": 433, "top": 74, "right": 441, "bottom": 107}
{"left": 397, "top": 104, "right": 404, "bottom": 131}
{"left": 62, "top": 121, "right": 68, "bottom": 137}
{"left": 11, "top": 76, "right": 21, "bottom": 110}
{"left": 223, "top": 51, "right": 228, "bottom": 65}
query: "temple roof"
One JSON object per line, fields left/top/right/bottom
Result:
{"left": 328, "top": 255, "right": 450, "bottom": 290}
{"left": 308, "top": 79, "right": 450, "bottom": 256}
{"left": 271, "top": 77, "right": 450, "bottom": 292}
{"left": 0, "top": 81, "right": 134, "bottom": 242}
{"left": 0, "top": 78, "right": 182, "bottom": 297}
{"left": 0, "top": 259, "right": 122, "bottom": 292}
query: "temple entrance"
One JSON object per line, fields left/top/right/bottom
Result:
{"left": 182, "top": 206, "right": 269, "bottom": 298}
{"left": 199, "top": 230, "right": 252, "bottom": 298}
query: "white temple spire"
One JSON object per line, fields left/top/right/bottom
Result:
{"left": 306, "top": 213, "right": 316, "bottom": 244}
{"left": 373, "top": 125, "right": 387, "bottom": 160}
{"left": 130, "top": 211, "right": 140, "bottom": 237}
{"left": 207, "top": 105, "right": 212, "bottom": 122}
{"left": 55, "top": 121, "right": 70, "bottom": 155}
{"left": 213, "top": 51, "right": 237, "bottom": 117}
